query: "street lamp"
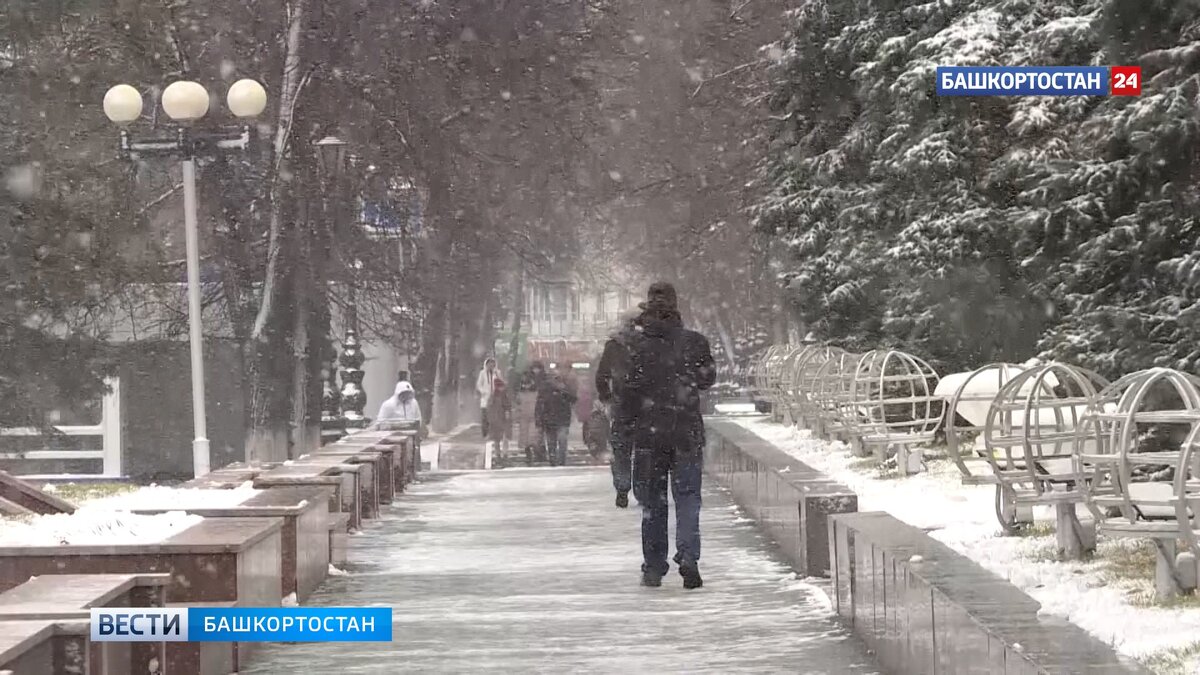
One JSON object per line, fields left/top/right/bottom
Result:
{"left": 313, "top": 136, "right": 368, "bottom": 429}
{"left": 103, "top": 77, "right": 268, "bottom": 477}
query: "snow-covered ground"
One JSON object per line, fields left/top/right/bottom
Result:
{"left": 0, "top": 482, "right": 260, "bottom": 547}
{"left": 0, "top": 510, "right": 203, "bottom": 547}
{"left": 735, "top": 417, "right": 1200, "bottom": 674}
{"left": 79, "top": 482, "right": 260, "bottom": 510}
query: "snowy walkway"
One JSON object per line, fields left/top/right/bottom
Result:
{"left": 242, "top": 466, "right": 876, "bottom": 674}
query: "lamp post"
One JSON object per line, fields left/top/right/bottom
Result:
{"left": 313, "top": 136, "right": 367, "bottom": 429}
{"left": 104, "top": 78, "right": 268, "bottom": 477}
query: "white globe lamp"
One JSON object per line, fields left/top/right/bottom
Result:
{"left": 103, "top": 84, "right": 143, "bottom": 124}
{"left": 161, "top": 81, "right": 211, "bottom": 121}
{"left": 226, "top": 79, "right": 267, "bottom": 118}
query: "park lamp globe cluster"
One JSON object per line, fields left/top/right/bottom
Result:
{"left": 100, "top": 77, "right": 267, "bottom": 477}
{"left": 102, "top": 78, "right": 267, "bottom": 125}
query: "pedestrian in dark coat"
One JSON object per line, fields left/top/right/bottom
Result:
{"left": 595, "top": 313, "right": 642, "bottom": 507}
{"left": 535, "top": 370, "right": 577, "bottom": 466}
{"left": 623, "top": 282, "right": 715, "bottom": 590}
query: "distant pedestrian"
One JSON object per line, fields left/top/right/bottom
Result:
{"left": 487, "top": 378, "right": 513, "bottom": 463}
{"left": 622, "top": 282, "right": 715, "bottom": 589}
{"left": 476, "top": 358, "right": 498, "bottom": 438}
{"left": 517, "top": 362, "right": 546, "bottom": 464}
{"left": 583, "top": 399, "right": 610, "bottom": 461}
{"left": 375, "top": 381, "right": 425, "bottom": 439}
{"left": 536, "top": 369, "right": 577, "bottom": 466}
{"left": 596, "top": 313, "right": 641, "bottom": 508}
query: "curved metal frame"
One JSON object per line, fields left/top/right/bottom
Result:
{"left": 981, "top": 362, "right": 1108, "bottom": 533}
{"left": 787, "top": 345, "right": 844, "bottom": 427}
{"left": 812, "top": 351, "right": 862, "bottom": 438}
{"left": 1076, "top": 368, "right": 1200, "bottom": 552}
{"left": 844, "top": 349, "right": 944, "bottom": 448}
{"left": 944, "top": 363, "right": 1025, "bottom": 483}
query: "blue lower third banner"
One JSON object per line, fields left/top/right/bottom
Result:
{"left": 90, "top": 607, "right": 393, "bottom": 642}
{"left": 936, "top": 66, "right": 1109, "bottom": 96}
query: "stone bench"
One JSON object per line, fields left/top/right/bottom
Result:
{"left": 167, "top": 600, "right": 237, "bottom": 675}
{"left": 375, "top": 436, "right": 415, "bottom": 491}
{"left": 254, "top": 465, "right": 359, "bottom": 531}
{"left": 704, "top": 419, "right": 858, "bottom": 577}
{"left": 310, "top": 448, "right": 390, "bottom": 511}
{"left": 0, "top": 573, "right": 170, "bottom": 617}
{"left": 181, "top": 465, "right": 266, "bottom": 489}
{"left": 322, "top": 441, "right": 399, "bottom": 502}
{"left": 0, "top": 518, "right": 284, "bottom": 610}
{"left": 0, "top": 470, "right": 75, "bottom": 515}
{"left": 125, "top": 487, "right": 331, "bottom": 603}
{"left": 373, "top": 431, "right": 419, "bottom": 482}
{"left": 287, "top": 458, "right": 373, "bottom": 525}
{"left": 321, "top": 446, "right": 395, "bottom": 504}
{"left": 829, "top": 511, "right": 1149, "bottom": 674}
{"left": 329, "top": 512, "right": 351, "bottom": 566}
{"left": 0, "top": 619, "right": 91, "bottom": 674}
{"left": 0, "top": 573, "right": 171, "bottom": 675}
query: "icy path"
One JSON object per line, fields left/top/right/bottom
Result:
{"left": 243, "top": 467, "right": 877, "bottom": 674}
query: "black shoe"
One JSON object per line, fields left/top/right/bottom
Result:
{"left": 641, "top": 570, "right": 663, "bottom": 587}
{"left": 615, "top": 492, "right": 629, "bottom": 508}
{"left": 679, "top": 561, "right": 703, "bottom": 589}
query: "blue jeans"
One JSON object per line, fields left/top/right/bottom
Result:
{"left": 610, "top": 419, "right": 632, "bottom": 494}
{"left": 633, "top": 443, "right": 702, "bottom": 576}
{"left": 543, "top": 425, "right": 569, "bottom": 466}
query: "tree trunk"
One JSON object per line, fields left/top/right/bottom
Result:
{"left": 245, "top": 324, "right": 293, "bottom": 464}
{"left": 507, "top": 270, "right": 524, "bottom": 378}
{"left": 412, "top": 295, "right": 446, "bottom": 429}
{"left": 289, "top": 256, "right": 310, "bottom": 458}
{"left": 711, "top": 305, "right": 737, "bottom": 367}
{"left": 245, "top": 0, "right": 308, "bottom": 462}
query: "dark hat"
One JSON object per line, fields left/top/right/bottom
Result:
{"left": 639, "top": 282, "right": 678, "bottom": 311}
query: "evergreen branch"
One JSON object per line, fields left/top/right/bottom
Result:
{"left": 690, "top": 59, "right": 766, "bottom": 99}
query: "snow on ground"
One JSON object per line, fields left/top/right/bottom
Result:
{"left": 0, "top": 510, "right": 203, "bottom": 546}
{"left": 78, "top": 482, "right": 261, "bottom": 510}
{"left": 735, "top": 417, "right": 1200, "bottom": 672}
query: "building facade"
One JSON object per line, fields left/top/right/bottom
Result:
{"left": 519, "top": 272, "right": 644, "bottom": 366}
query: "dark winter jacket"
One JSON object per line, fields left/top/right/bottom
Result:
{"left": 535, "top": 376, "right": 576, "bottom": 428}
{"left": 622, "top": 309, "right": 716, "bottom": 449}
{"left": 595, "top": 318, "right": 641, "bottom": 426}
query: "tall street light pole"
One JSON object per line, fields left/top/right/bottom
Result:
{"left": 314, "top": 136, "right": 367, "bottom": 429}
{"left": 103, "top": 78, "right": 268, "bottom": 477}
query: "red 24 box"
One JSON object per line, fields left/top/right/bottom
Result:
{"left": 1111, "top": 66, "right": 1142, "bottom": 96}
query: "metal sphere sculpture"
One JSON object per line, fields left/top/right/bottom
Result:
{"left": 752, "top": 345, "right": 789, "bottom": 415}
{"left": 1077, "top": 368, "right": 1200, "bottom": 596}
{"left": 812, "top": 351, "right": 862, "bottom": 441}
{"left": 982, "top": 362, "right": 1108, "bottom": 534}
{"left": 763, "top": 344, "right": 803, "bottom": 420}
{"left": 788, "top": 345, "right": 845, "bottom": 431}
{"left": 749, "top": 346, "right": 780, "bottom": 402}
{"left": 777, "top": 344, "right": 816, "bottom": 422}
{"left": 1080, "top": 367, "right": 1200, "bottom": 535}
{"left": 941, "top": 363, "right": 1027, "bottom": 484}
{"left": 844, "top": 350, "right": 944, "bottom": 464}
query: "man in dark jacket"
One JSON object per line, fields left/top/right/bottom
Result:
{"left": 535, "top": 369, "right": 577, "bottom": 466}
{"left": 596, "top": 314, "right": 641, "bottom": 508}
{"left": 623, "top": 282, "right": 715, "bottom": 589}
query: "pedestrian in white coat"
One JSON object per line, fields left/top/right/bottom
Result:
{"left": 376, "top": 381, "right": 424, "bottom": 438}
{"left": 476, "top": 357, "right": 498, "bottom": 438}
